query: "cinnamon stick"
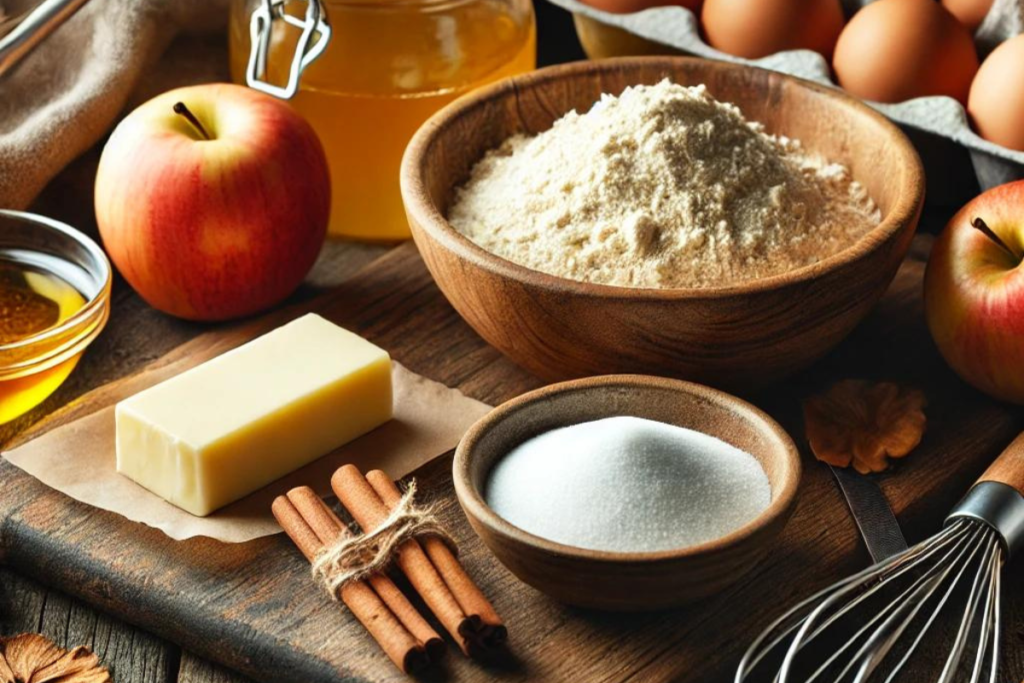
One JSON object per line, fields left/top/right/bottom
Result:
{"left": 332, "top": 464, "right": 472, "bottom": 655}
{"left": 272, "top": 492, "right": 431, "bottom": 674}
{"left": 284, "top": 488, "right": 446, "bottom": 661}
{"left": 365, "top": 470, "right": 508, "bottom": 651}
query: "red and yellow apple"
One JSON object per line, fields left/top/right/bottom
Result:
{"left": 924, "top": 180, "right": 1024, "bottom": 403}
{"left": 95, "top": 83, "right": 330, "bottom": 321}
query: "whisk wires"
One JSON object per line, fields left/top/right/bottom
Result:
{"left": 736, "top": 519, "right": 1006, "bottom": 683}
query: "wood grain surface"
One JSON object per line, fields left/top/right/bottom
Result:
{"left": 0, "top": 10, "right": 592, "bottom": 681}
{"left": 0, "top": 570, "right": 179, "bottom": 682}
{"left": 1, "top": 235, "right": 1022, "bottom": 682}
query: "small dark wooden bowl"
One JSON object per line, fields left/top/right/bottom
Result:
{"left": 452, "top": 375, "right": 801, "bottom": 611}
{"left": 401, "top": 57, "right": 925, "bottom": 389}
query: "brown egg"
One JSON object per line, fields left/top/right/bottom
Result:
{"left": 700, "top": 0, "right": 845, "bottom": 59}
{"left": 582, "top": 0, "right": 701, "bottom": 13}
{"left": 968, "top": 35, "right": 1024, "bottom": 151}
{"left": 943, "top": 0, "right": 994, "bottom": 31}
{"left": 833, "top": 0, "right": 979, "bottom": 105}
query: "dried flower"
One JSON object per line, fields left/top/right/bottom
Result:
{"left": 0, "top": 633, "right": 111, "bottom": 683}
{"left": 803, "top": 380, "right": 926, "bottom": 474}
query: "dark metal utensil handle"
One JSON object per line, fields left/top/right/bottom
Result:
{"left": 829, "top": 464, "right": 908, "bottom": 563}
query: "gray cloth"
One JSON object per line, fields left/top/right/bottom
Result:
{"left": 977, "top": 0, "right": 1024, "bottom": 53}
{"left": 0, "top": 0, "right": 229, "bottom": 210}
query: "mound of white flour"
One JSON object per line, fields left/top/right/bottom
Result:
{"left": 448, "top": 80, "right": 880, "bottom": 289}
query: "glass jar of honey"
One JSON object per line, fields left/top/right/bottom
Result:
{"left": 229, "top": 0, "right": 536, "bottom": 241}
{"left": 0, "top": 211, "right": 111, "bottom": 424}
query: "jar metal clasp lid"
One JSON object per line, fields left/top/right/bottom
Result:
{"left": 246, "top": 0, "right": 331, "bottom": 100}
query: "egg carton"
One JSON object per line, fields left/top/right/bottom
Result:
{"left": 547, "top": 0, "right": 1024, "bottom": 192}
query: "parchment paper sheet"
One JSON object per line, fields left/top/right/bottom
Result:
{"left": 4, "top": 363, "right": 491, "bottom": 543}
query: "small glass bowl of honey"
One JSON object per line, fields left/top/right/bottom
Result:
{"left": 0, "top": 211, "right": 111, "bottom": 424}
{"left": 229, "top": 0, "right": 536, "bottom": 242}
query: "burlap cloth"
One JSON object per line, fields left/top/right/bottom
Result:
{"left": 0, "top": 0, "right": 230, "bottom": 210}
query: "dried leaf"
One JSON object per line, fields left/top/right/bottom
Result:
{"left": 803, "top": 380, "right": 926, "bottom": 474}
{"left": 0, "top": 634, "right": 111, "bottom": 683}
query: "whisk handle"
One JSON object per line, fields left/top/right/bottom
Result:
{"left": 977, "top": 431, "right": 1024, "bottom": 493}
{"left": 946, "top": 432, "right": 1024, "bottom": 560}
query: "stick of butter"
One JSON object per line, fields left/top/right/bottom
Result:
{"left": 116, "top": 313, "right": 393, "bottom": 516}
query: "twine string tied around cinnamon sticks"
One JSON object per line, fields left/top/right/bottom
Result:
{"left": 311, "top": 480, "right": 456, "bottom": 598}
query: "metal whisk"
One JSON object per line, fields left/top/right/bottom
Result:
{"left": 737, "top": 434, "right": 1024, "bottom": 683}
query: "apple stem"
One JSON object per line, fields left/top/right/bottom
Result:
{"left": 971, "top": 217, "right": 1018, "bottom": 261}
{"left": 173, "top": 102, "right": 211, "bottom": 141}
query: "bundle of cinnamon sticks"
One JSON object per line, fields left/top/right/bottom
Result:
{"left": 271, "top": 465, "right": 505, "bottom": 674}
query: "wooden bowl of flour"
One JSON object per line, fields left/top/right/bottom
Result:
{"left": 401, "top": 57, "right": 924, "bottom": 389}
{"left": 453, "top": 375, "right": 801, "bottom": 610}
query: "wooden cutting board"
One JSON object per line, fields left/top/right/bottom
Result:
{"left": 1, "top": 237, "right": 1022, "bottom": 683}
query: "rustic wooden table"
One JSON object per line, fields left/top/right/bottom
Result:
{"left": 0, "top": 7, "right": 585, "bottom": 682}
{"left": 2, "top": 7, "right": 1022, "bottom": 683}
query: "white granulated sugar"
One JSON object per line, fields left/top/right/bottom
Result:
{"left": 448, "top": 80, "right": 881, "bottom": 289}
{"left": 484, "top": 416, "right": 772, "bottom": 553}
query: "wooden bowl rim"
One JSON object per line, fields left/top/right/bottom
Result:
{"left": 452, "top": 374, "right": 802, "bottom": 564}
{"left": 401, "top": 56, "right": 925, "bottom": 300}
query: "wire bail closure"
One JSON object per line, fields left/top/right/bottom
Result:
{"left": 246, "top": 0, "right": 331, "bottom": 100}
